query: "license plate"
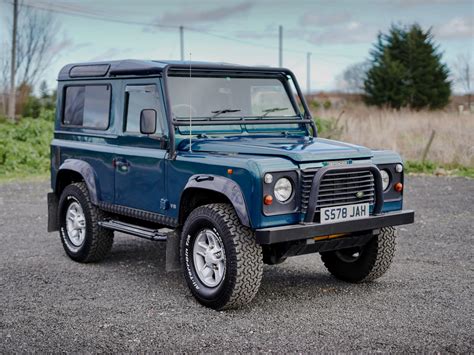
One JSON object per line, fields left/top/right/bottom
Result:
{"left": 320, "top": 203, "right": 369, "bottom": 224}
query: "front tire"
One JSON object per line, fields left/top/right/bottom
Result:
{"left": 320, "top": 227, "right": 396, "bottom": 283}
{"left": 180, "top": 203, "right": 263, "bottom": 310}
{"left": 58, "top": 182, "right": 114, "bottom": 262}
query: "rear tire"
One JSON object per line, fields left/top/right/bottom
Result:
{"left": 58, "top": 182, "right": 114, "bottom": 262}
{"left": 180, "top": 203, "right": 263, "bottom": 310}
{"left": 320, "top": 227, "right": 396, "bottom": 283}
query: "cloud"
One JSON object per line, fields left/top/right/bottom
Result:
{"left": 435, "top": 16, "right": 473, "bottom": 39}
{"left": 394, "top": 0, "right": 471, "bottom": 6}
{"left": 88, "top": 48, "right": 132, "bottom": 62}
{"left": 297, "top": 11, "right": 374, "bottom": 45}
{"left": 300, "top": 12, "right": 352, "bottom": 27}
{"left": 48, "top": 37, "right": 75, "bottom": 55}
{"left": 306, "top": 22, "right": 377, "bottom": 45}
{"left": 233, "top": 30, "right": 274, "bottom": 39}
{"left": 233, "top": 23, "right": 301, "bottom": 40}
{"left": 152, "top": 1, "right": 254, "bottom": 27}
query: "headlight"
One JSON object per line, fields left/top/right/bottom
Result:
{"left": 395, "top": 163, "right": 403, "bottom": 173}
{"left": 380, "top": 169, "right": 390, "bottom": 191}
{"left": 274, "top": 177, "right": 293, "bottom": 202}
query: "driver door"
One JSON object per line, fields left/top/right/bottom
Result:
{"left": 114, "top": 81, "right": 167, "bottom": 213}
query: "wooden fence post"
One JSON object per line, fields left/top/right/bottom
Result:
{"left": 422, "top": 130, "right": 436, "bottom": 163}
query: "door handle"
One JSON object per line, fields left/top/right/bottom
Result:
{"left": 113, "top": 158, "right": 130, "bottom": 172}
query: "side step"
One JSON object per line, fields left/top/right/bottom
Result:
{"left": 98, "top": 219, "right": 182, "bottom": 272}
{"left": 98, "top": 220, "right": 168, "bottom": 241}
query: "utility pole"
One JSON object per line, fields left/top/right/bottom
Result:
{"left": 278, "top": 25, "right": 283, "bottom": 67}
{"left": 306, "top": 52, "right": 311, "bottom": 95}
{"left": 8, "top": 0, "right": 18, "bottom": 121}
{"left": 179, "top": 26, "right": 184, "bottom": 61}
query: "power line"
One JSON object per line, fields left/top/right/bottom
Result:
{"left": 178, "top": 27, "right": 356, "bottom": 62}
{"left": 0, "top": 0, "right": 361, "bottom": 62}
{"left": 1, "top": 0, "right": 177, "bottom": 29}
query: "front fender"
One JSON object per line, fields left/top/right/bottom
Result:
{"left": 57, "top": 159, "right": 100, "bottom": 204}
{"left": 183, "top": 174, "right": 250, "bottom": 227}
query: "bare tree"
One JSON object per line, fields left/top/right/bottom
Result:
{"left": 16, "top": 7, "right": 60, "bottom": 87}
{"left": 1, "top": 2, "right": 61, "bottom": 117}
{"left": 453, "top": 53, "right": 473, "bottom": 108}
{"left": 337, "top": 61, "right": 371, "bottom": 94}
{"left": 1, "top": 41, "right": 10, "bottom": 116}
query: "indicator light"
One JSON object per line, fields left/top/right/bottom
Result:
{"left": 394, "top": 182, "right": 403, "bottom": 192}
{"left": 263, "top": 195, "right": 273, "bottom": 205}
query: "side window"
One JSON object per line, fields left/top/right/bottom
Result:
{"left": 63, "top": 85, "right": 110, "bottom": 129}
{"left": 125, "top": 85, "right": 164, "bottom": 135}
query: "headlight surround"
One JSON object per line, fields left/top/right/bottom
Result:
{"left": 380, "top": 169, "right": 391, "bottom": 191}
{"left": 274, "top": 177, "right": 293, "bottom": 202}
{"left": 262, "top": 171, "right": 298, "bottom": 215}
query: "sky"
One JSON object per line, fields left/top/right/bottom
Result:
{"left": 1, "top": 0, "right": 473, "bottom": 93}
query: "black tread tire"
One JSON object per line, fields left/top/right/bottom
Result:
{"left": 321, "top": 227, "right": 396, "bottom": 283}
{"left": 58, "top": 182, "right": 114, "bottom": 262}
{"left": 180, "top": 203, "right": 263, "bottom": 310}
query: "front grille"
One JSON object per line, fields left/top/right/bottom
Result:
{"left": 301, "top": 168, "right": 319, "bottom": 214}
{"left": 300, "top": 168, "right": 376, "bottom": 217}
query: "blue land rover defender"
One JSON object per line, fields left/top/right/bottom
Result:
{"left": 47, "top": 60, "right": 414, "bottom": 310}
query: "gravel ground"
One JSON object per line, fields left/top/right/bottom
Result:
{"left": 0, "top": 176, "right": 472, "bottom": 353}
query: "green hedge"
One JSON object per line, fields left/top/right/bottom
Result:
{"left": 0, "top": 110, "right": 54, "bottom": 178}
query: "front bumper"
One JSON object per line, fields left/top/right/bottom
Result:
{"left": 255, "top": 209, "right": 415, "bottom": 244}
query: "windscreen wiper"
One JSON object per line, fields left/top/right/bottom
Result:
{"left": 211, "top": 109, "right": 241, "bottom": 118}
{"left": 262, "top": 107, "right": 288, "bottom": 117}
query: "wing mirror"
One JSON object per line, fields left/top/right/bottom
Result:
{"left": 140, "top": 109, "right": 157, "bottom": 135}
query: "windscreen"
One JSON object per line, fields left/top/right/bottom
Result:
{"left": 168, "top": 76, "right": 298, "bottom": 119}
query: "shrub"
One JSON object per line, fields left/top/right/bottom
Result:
{"left": 315, "top": 116, "right": 343, "bottom": 140}
{"left": 323, "top": 100, "right": 332, "bottom": 110}
{"left": 0, "top": 110, "right": 54, "bottom": 178}
{"left": 309, "top": 100, "right": 321, "bottom": 110}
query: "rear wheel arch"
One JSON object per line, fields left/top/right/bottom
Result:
{"left": 56, "top": 169, "right": 84, "bottom": 196}
{"left": 55, "top": 159, "right": 100, "bottom": 204}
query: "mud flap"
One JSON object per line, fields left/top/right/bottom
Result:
{"left": 47, "top": 192, "right": 59, "bottom": 232}
{"left": 166, "top": 229, "right": 181, "bottom": 272}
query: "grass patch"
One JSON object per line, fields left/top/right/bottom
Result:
{"left": 405, "top": 160, "right": 474, "bottom": 178}
{"left": 0, "top": 172, "right": 49, "bottom": 183}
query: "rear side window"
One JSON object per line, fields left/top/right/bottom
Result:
{"left": 63, "top": 85, "right": 111, "bottom": 129}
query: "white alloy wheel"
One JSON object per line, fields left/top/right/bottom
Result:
{"left": 192, "top": 228, "right": 226, "bottom": 287}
